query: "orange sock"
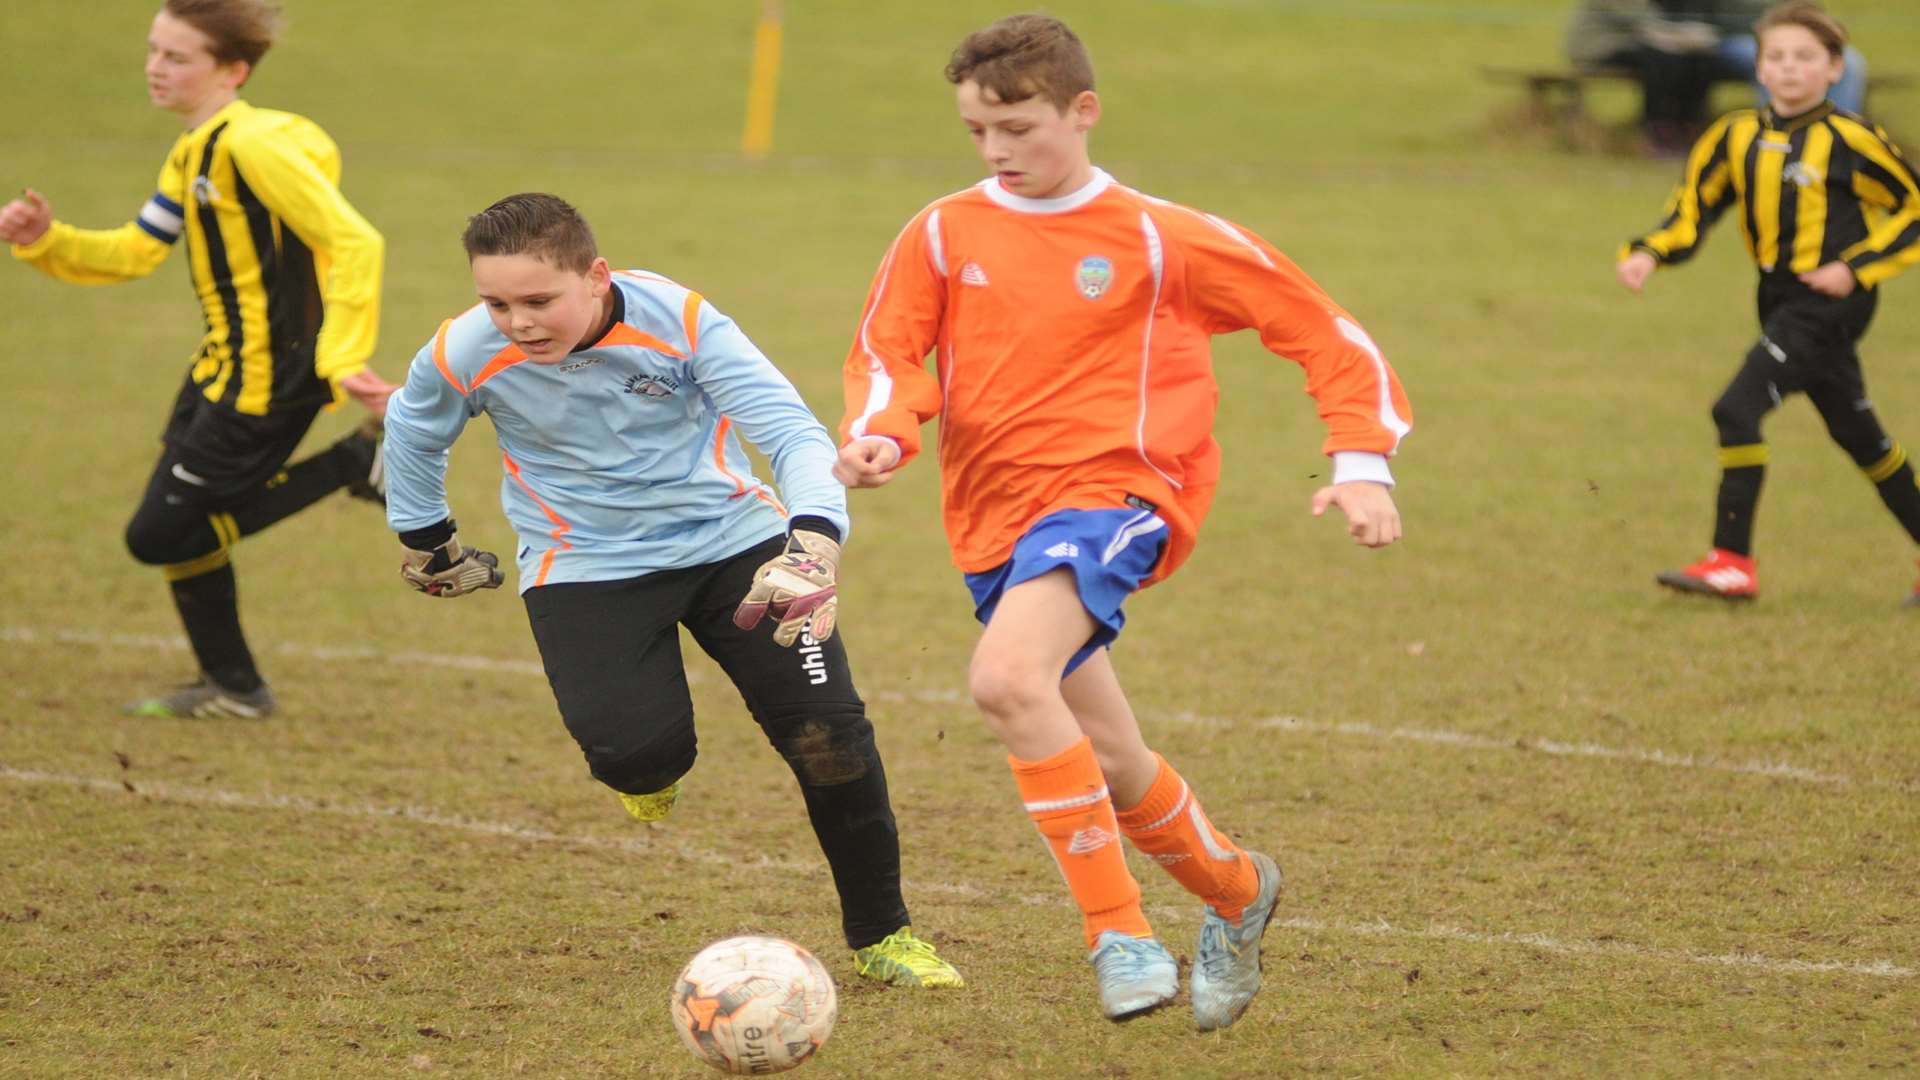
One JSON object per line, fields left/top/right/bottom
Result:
{"left": 1010, "top": 737, "right": 1152, "bottom": 949}
{"left": 1115, "top": 754, "right": 1259, "bottom": 920}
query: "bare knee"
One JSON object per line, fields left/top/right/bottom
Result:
{"left": 968, "top": 647, "right": 1059, "bottom": 732}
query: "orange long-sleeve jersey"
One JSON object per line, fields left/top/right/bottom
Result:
{"left": 842, "top": 169, "right": 1411, "bottom": 584}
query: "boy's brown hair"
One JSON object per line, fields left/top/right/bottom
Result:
{"left": 945, "top": 14, "right": 1094, "bottom": 110}
{"left": 1756, "top": 1, "right": 1848, "bottom": 59}
{"left": 164, "top": 0, "right": 280, "bottom": 70}
{"left": 462, "top": 193, "right": 599, "bottom": 273}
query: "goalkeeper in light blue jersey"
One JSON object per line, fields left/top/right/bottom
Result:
{"left": 380, "top": 193, "right": 962, "bottom": 988}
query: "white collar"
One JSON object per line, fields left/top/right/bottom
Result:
{"left": 978, "top": 167, "right": 1114, "bottom": 214}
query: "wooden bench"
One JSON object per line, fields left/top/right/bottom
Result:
{"left": 1484, "top": 65, "right": 1914, "bottom": 137}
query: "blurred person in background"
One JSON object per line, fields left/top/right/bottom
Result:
{"left": 1569, "top": 0, "right": 1723, "bottom": 154}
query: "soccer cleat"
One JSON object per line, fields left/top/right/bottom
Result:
{"left": 1087, "top": 931, "right": 1178, "bottom": 1021}
{"left": 124, "top": 676, "right": 277, "bottom": 720}
{"left": 1191, "top": 851, "right": 1284, "bottom": 1032}
{"left": 618, "top": 781, "right": 681, "bottom": 823}
{"left": 1655, "top": 548, "right": 1757, "bottom": 601}
{"left": 851, "top": 927, "right": 965, "bottom": 988}
{"left": 339, "top": 419, "right": 386, "bottom": 505}
{"left": 1905, "top": 561, "right": 1920, "bottom": 608}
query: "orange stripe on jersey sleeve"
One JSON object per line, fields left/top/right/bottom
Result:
{"left": 596, "top": 323, "right": 685, "bottom": 359}
{"left": 681, "top": 291, "right": 703, "bottom": 354}
{"left": 502, "top": 450, "right": 573, "bottom": 587}
{"left": 711, "top": 417, "right": 789, "bottom": 516}
{"left": 431, "top": 319, "right": 466, "bottom": 395}
{"left": 712, "top": 417, "right": 747, "bottom": 497}
{"left": 468, "top": 343, "right": 529, "bottom": 391}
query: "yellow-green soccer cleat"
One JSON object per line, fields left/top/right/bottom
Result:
{"left": 852, "top": 928, "right": 965, "bottom": 988}
{"left": 124, "top": 676, "right": 277, "bottom": 720}
{"left": 617, "top": 781, "right": 681, "bottom": 823}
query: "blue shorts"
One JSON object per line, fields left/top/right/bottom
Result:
{"left": 963, "top": 507, "right": 1169, "bottom": 678}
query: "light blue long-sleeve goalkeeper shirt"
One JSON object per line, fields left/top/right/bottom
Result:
{"left": 383, "top": 270, "right": 848, "bottom": 592}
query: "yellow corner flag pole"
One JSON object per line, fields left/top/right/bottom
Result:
{"left": 742, "top": 0, "right": 785, "bottom": 159}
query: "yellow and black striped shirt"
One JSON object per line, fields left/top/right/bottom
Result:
{"left": 1627, "top": 102, "right": 1920, "bottom": 289}
{"left": 11, "top": 99, "right": 383, "bottom": 416}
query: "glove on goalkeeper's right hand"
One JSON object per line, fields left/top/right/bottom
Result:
{"left": 400, "top": 534, "right": 505, "bottom": 597}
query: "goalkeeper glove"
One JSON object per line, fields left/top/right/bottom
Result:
{"left": 733, "top": 528, "right": 840, "bottom": 647}
{"left": 400, "top": 533, "right": 505, "bottom": 597}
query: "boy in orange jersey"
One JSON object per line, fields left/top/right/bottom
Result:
{"left": 835, "top": 14, "right": 1411, "bottom": 1028}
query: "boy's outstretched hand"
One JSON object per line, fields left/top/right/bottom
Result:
{"left": 1616, "top": 250, "right": 1657, "bottom": 293}
{"left": 1312, "top": 481, "right": 1401, "bottom": 548}
{"left": 834, "top": 437, "right": 902, "bottom": 488}
{"left": 0, "top": 189, "right": 53, "bottom": 247}
{"left": 340, "top": 369, "right": 398, "bottom": 418}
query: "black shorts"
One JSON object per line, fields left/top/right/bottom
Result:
{"left": 160, "top": 376, "right": 324, "bottom": 502}
{"left": 1752, "top": 272, "right": 1878, "bottom": 400}
{"left": 522, "top": 536, "right": 862, "bottom": 786}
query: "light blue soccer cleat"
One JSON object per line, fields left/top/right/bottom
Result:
{"left": 1087, "top": 931, "right": 1178, "bottom": 1021}
{"left": 1191, "top": 850, "right": 1284, "bottom": 1031}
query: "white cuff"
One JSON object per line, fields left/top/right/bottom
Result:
{"left": 1330, "top": 451, "right": 1395, "bottom": 488}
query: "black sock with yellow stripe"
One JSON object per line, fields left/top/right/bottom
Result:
{"left": 167, "top": 561, "right": 263, "bottom": 694}
{"left": 1864, "top": 444, "right": 1920, "bottom": 544}
{"left": 1712, "top": 444, "right": 1768, "bottom": 556}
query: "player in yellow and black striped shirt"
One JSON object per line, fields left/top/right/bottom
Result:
{"left": 1, "top": 0, "right": 398, "bottom": 715}
{"left": 1616, "top": 1, "right": 1920, "bottom": 607}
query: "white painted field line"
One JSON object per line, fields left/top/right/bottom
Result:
{"left": 0, "top": 765, "right": 980, "bottom": 901}
{"left": 0, "top": 625, "right": 550, "bottom": 678}
{"left": 9, "top": 624, "right": 1917, "bottom": 793}
{"left": 3, "top": 764, "right": 1909, "bottom": 981}
{"left": 1246, "top": 715, "right": 1884, "bottom": 789}
{"left": 1272, "top": 917, "right": 1915, "bottom": 980}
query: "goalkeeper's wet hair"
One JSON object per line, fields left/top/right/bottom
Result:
{"left": 462, "top": 193, "right": 600, "bottom": 274}
{"left": 945, "top": 13, "right": 1094, "bottom": 111}
{"left": 166, "top": 0, "right": 281, "bottom": 71}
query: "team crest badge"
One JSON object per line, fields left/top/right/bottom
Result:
{"left": 1782, "top": 161, "right": 1823, "bottom": 189}
{"left": 1076, "top": 256, "right": 1113, "bottom": 301}
{"left": 624, "top": 373, "right": 681, "bottom": 398}
{"left": 192, "top": 176, "right": 221, "bottom": 206}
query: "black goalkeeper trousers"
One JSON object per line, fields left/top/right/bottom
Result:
{"left": 523, "top": 535, "right": 911, "bottom": 949}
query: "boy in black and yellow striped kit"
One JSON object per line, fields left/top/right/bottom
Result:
{"left": 1617, "top": 1, "right": 1920, "bottom": 606}
{"left": 1, "top": 0, "right": 397, "bottom": 714}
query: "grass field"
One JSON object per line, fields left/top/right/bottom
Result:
{"left": 3, "top": 1, "right": 1919, "bottom": 1076}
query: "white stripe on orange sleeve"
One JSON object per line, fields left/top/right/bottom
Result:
{"left": 1335, "top": 316, "right": 1411, "bottom": 447}
{"left": 847, "top": 233, "right": 905, "bottom": 441}
{"left": 925, "top": 209, "right": 948, "bottom": 277}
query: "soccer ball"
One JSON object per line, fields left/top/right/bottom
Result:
{"left": 669, "top": 935, "right": 838, "bottom": 1074}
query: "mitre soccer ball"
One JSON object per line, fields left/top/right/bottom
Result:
{"left": 669, "top": 935, "right": 838, "bottom": 1074}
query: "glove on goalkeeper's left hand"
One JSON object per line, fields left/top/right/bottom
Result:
{"left": 733, "top": 529, "right": 840, "bottom": 647}
{"left": 400, "top": 534, "right": 505, "bottom": 597}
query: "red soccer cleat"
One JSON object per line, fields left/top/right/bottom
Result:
{"left": 1656, "top": 548, "right": 1757, "bottom": 601}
